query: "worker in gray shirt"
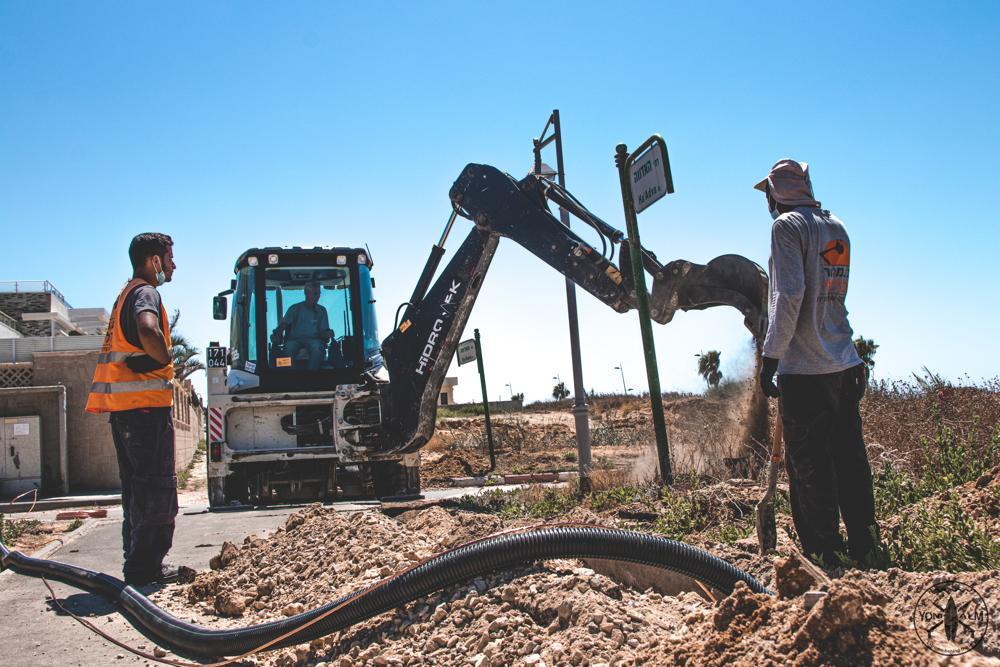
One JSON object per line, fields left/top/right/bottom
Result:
{"left": 755, "top": 159, "right": 882, "bottom": 568}
{"left": 274, "top": 281, "right": 332, "bottom": 370}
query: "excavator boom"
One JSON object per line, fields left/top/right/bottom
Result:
{"left": 381, "top": 163, "right": 768, "bottom": 453}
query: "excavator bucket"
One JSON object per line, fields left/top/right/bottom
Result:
{"left": 648, "top": 254, "right": 769, "bottom": 341}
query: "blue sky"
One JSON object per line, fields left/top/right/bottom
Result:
{"left": 2, "top": 2, "right": 998, "bottom": 402}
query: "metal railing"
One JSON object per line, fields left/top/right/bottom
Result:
{"left": 0, "top": 309, "right": 19, "bottom": 331}
{"left": 0, "top": 281, "right": 72, "bottom": 307}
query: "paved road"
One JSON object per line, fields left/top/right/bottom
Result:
{"left": 0, "top": 485, "right": 525, "bottom": 666}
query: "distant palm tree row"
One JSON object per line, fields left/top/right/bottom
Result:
{"left": 694, "top": 336, "right": 878, "bottom": 390}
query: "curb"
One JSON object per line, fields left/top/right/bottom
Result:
{"left": 4, "top": 495, "right": 122, "bottom": 515}
{"left": 449, "top": 471, "right": 577, "bottom": 488}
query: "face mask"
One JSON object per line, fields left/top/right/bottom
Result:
{"left": 769, "top": 207, "right": 781, "bottom": 221}
{"left": 153, "top": 257, "right": 166, "bottom": 286}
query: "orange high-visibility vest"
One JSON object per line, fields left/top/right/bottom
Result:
{"left": 85, "top": 278, "right": 174, "bottom": 413}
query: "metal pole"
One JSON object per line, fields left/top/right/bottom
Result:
{"left": 550, "top": 110, "right": 593, "bottom": 493}
{"left": 617, "top": 364, "right": 627, "bottom": 394}
{"left": 474, "top": 328, "right": 496, "bottom": 470}
{"left": 614, "top": 143, "right": 672, "bottom": 484}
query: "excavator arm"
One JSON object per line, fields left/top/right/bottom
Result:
{"left": 380, "top": 163, "right": 768, "bottom": 453}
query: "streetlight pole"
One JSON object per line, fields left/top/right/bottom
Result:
{"left": 614, "top": 364, "right": 627, "bottom": 395}
{"left": 534, "top": 109, "right": 592, "bottom": 492}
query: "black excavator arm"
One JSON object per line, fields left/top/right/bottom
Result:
{"left": 380, "top": 163, "right": 768, "bottom": 453}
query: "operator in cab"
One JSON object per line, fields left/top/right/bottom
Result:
{"left": 86, "top": 232, "right": 182, "bottom": 586}
{"left": 755, "top": 159, "right": 883, "bottom": 569}
{"left": 274, "top": 280, "right": 333, "bottom": 370}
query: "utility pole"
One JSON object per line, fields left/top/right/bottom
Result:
{"left": 534, "top": 109, "right": 592, "bottom": 493}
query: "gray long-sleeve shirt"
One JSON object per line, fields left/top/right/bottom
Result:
{"left": 762, "top": 206, "right": 862, "bottom": 375}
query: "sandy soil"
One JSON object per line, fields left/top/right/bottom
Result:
{"left": 148, "top": 464, "right": 1000, "bottom": 665}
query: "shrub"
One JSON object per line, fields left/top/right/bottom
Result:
{"left": 590, "top": 485, "right": 644, "bottom": 512}
{"left": 885, "top": 494, "right": 1000, "bottom": 572}
{"left": 652, "top": 489, "right": 712, "bottom": 540}
{"left": 1, "top": 514, "right": 41, "bottom": 545}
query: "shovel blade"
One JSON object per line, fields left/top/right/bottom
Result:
{"left": 755, "top": 499, "right": 777, "bottom": 554}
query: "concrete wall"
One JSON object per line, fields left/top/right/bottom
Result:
{"left": 0, "top": 385, "right": 67, "bottom": 495}
{"left": 30, "top": 351, "right": 203, "bottom": 492}
{"left": 32, "top": 351, "right": 117, "bottom": 489}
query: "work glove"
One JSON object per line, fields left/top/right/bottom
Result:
{"left": 759, "top": 356, "right": 781, "bottom": 398}
{"left": 125, "top": 354, "right": 169, "bottom": 373}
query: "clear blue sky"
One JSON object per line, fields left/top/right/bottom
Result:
{"left": 2, "top": 2, "right": 998, "bottom": 402}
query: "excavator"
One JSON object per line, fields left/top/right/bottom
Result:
{"left": 205, "top": 163, "right": 768, "bottom": 505}
{"left": 3, "top": 161, "right": 776, "bottom": 659}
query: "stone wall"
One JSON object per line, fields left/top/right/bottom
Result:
{"left": 0, "top": 293, "right": 53, "bottom": 336}
{"left": 0, "top": 292, "right": 51, "bottom": 319}
{"left": 172, "top": 379, "right": 205, "bottom": 476}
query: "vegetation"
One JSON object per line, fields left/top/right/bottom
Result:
{"left": 443, "top": 374, "right": 1000, "bottom": 574}
{"left": 884, "top": 494, "right": 1000, "bottom": 571}
{"left": 853, "top": 336, "right": 879, "bottom": 370}
{"left": 552, "top": 381, "right": 570, "bottom": 401}
{"left": 696, "top": 350, "right": 722, "bottom": 388}
{"left": 177, "top": 438, "right": 207, "bottom": 489}
{"left": 1, "top": 514, "right": 41, "bottom": 545}
{"left": 170, "top": 310, "right": 206, "bottom": 380}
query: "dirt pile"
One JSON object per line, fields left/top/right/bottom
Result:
{"left": 159, "top": 506, "right": 711, "bottom": 666}
{"left": 663, "top": 578, "right": 940, "bottom": 666}
{"left": 154, "top": 498, "right": 999, "bottom": 666}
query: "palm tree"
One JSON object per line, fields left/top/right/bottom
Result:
{"left": 552, "top": 381, "right": 570, "bottom": 400}
{"left": 696, "top": 350, "right": 722, "bottom": 388}
{"left": 169, "top": 310, "right": 205, "bottom": 380}
{"left": 854, "top": 336, "right": 879, "bottom": 370}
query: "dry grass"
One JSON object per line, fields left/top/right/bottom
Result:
{"left": 862, "top": 377, "right": 1000, "bottom": 476}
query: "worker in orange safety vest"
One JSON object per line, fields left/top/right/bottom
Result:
{"left": 86, "top": 232, "right": 182, "bottom": 586}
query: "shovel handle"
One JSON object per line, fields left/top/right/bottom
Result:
{"left": 770, "top": 411, "right": 784, "bottom": 463}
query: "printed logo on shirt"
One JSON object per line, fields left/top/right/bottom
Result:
{"left": 819, "top": 239, "right": 850, "bottom": 302}
{"left": 820, "top": 239, "right": 850, "bottom": 266}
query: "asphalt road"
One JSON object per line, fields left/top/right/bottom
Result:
{"left": 0, "top": 485, "right": 519, "bottom": 666}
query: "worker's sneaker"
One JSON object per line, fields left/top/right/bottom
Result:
{"left": 125, "top": 564, "right": 193, "bottom": 586}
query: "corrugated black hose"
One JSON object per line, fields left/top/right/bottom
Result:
{"left": 1, "top": 525, "right": 773, "bottom": 658}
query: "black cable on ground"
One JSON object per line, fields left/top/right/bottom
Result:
{"left": 1, "top": 525, "right": 773, "bottom": 659}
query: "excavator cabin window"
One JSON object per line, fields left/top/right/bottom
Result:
{"left": 264, "top": 267, "right": 355, "bottom": 371}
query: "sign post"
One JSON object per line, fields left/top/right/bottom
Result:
{"left": 459, "top": 330, "right": 496, "bottom": 470}
{"left": 533, "top": 109, "right": 593, "bottom": 493}
{"left": 614, "top": 135, "right": 674, "bottom": 484}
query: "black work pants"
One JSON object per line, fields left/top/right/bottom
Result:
{"left": 110, "top": 407, "right": 178, "bottom": 579}
{"left": 778, "top": 365, "right": 879, "bottom": 566}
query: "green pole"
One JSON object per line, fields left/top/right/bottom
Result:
{"left": 474, "top": 328, "right": 497, "bottom": 470}
{"left": 614, "top": 143, "right": 673, "bottom": 485}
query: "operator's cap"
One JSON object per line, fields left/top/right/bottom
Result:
{"left": 754, "top": 158, "right": 820, "bottom": 206}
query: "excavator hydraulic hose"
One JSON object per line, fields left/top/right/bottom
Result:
{"left": 1, "top": 525, "right": 772, "bottom": 658}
